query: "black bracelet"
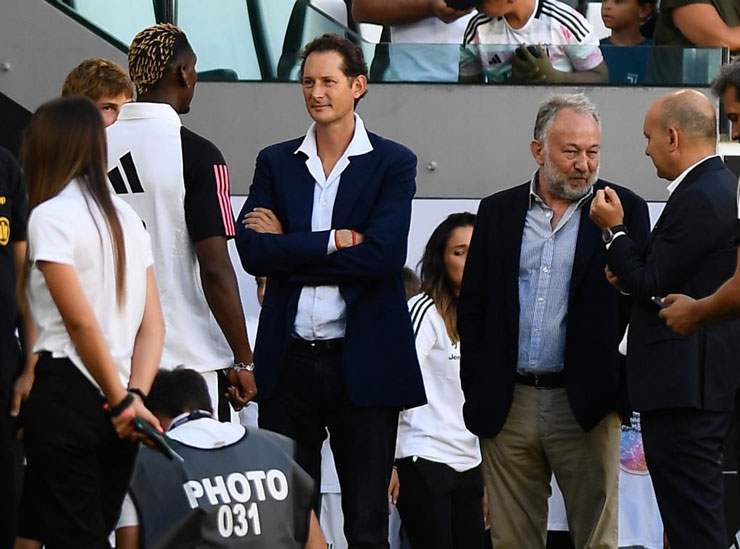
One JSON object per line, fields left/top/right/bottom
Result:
{"left": 108, "top": 393, "right": 134, "bottom": 418}
{"left": 128, "top": 387, "right": 147, "bottom": 401}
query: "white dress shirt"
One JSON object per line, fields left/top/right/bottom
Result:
{"left": 292, "top": 114, "right": 373, "bottom": 341}
{"left": 666, "top": 154, "right": 719, "bottom": 196}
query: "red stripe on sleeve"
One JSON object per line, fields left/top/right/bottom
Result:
{"left": 213, "top": 164, "right": 236, "bottom": 237}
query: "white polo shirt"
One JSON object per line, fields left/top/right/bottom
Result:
{"left": 107, "top": 103, "right": 237, "bottom": 373}
{"left": 28, "top": 178, "right": 153, "bottom": 390}
{"left": 292, "top": 114, "right": 373, "bottom": 340}
{"left": 460, "top": 0, "right": 603, "bottom": 83}
{"left": 396, "top": 293, "right": 481, "bottom": 472}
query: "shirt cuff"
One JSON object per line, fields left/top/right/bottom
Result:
{"left": 327, "top": 230, "right": 338, "bottom": 255}
{"left": 605, "top": 231, "right": 627, "bottom": 251}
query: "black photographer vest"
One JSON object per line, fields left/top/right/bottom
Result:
{"left": 129, "top": 427, "right": 314, "bottom": 548}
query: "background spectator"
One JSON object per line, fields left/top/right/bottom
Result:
{"left": 653, "top": 0, "right": 739, "bottom": 53}
{"left": 352, "top": 0, "right": 474, "bottom": 82}
{"left": 600, "top": 0, "right": 656, "bottom": 85}
{"left": 61, "top": 58, "right": 134, "bottom": 127}
{"left": 401, "top": 266, "right": 421, "bottom": 298}
{"left": 0, "top": 144, "right": 33, "bottom": 548}
{"left": 395, "top": 212, "right": 485, "bottom": 549}
{"left": 457, "top": 0, "right": 608, "bottom": 84}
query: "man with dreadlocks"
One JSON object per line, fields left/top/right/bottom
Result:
{"left": 106, "top": 24, "right": 257, "bottom": 421}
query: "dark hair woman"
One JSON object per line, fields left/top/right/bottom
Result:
{"left": 393, "top": 212, "right": 485, "bottom": 549}
{"left": 15, "top": 96, "right": 165, "bottom": 547}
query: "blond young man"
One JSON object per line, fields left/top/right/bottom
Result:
{"left": 62, "top": 58, "right": 134, "bottom": 127}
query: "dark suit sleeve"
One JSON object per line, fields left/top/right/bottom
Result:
{"left": 288, "top": 149, "right": 417, "bottom": 282}
{"left": 622, "top": 192, "right": 651, "bottom": 256}
{"left": 458, "top": 197, "right": 492, "bottom": 403}
{"left": 608, "top": 190, "right": 722, "bottom": 300}
{"left": 235, "top": 149, "right": 333, "bottom": 277}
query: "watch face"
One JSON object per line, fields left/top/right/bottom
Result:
{"left": 602, "top": 228, "right": 613, "bottom": 243}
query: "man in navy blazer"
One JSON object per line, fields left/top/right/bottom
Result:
{"left": 235, "top": 34, "right": 425, "bottom": 549}
{"left": 591, "top": 90, "right": 740, "bottom": 549}
{"left": 459, "top": 94, "right": 650, "bottom": 549}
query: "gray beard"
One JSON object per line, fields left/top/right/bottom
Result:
{"left": 542, "top": 156, "right": 599, "bottom": 201}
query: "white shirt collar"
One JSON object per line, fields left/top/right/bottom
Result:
{"left": 666, "top": 154, "right": 718, "bottom": 196}
{"left": 167, "top": 415, "right": 244, "bottom": 448}
{"left": 116, "top": 102, "right": 182, "bottom": 126}
{"left": 294, "top": 113, "right": 373, "bottom": 159}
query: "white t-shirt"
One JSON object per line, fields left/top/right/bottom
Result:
{"left": 28, "top": 178, "right": 153, "bottom": 390}
{"left": 460, "top": 0, "right": 603, "bottom": 83}
{"left": 107, "top": 103, "right": 235, "bottom": 373}
{"left": 385, "top": 14, "right": 475, "bottom": 82}
{"left": 396, "top": 293, "right": 481, "bottom": 472}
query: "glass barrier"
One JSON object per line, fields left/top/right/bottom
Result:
{"left": 47, "top": 0, "right": 726, "bottom": 87}
{"left": 178, "top": 0, "right": 260, "bottom": 80}
{"left": 51, "top": 0, "right": 156, "bottom": 50}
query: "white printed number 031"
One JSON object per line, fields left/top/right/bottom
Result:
{"left": 217, "top": 502, "right": 262, "bottom": 537}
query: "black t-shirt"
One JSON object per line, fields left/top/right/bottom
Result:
{"left": 181, "top": 127, "right": 236, "bottom": 244}
{"left": 0, "top": 147, "right": 27, "bottom": 387}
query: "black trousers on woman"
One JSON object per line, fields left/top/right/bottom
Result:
{"left": 396, "top": 457, "right": 484, "bottom": 549}
{"left": 19, "top": 354, "right": 137, "bottom": 548}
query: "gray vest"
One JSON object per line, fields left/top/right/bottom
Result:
{"left": 129, "top": 427, "right": 314, "bottom": 549}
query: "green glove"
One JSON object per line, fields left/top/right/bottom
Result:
{"left": 511, "top": 45, "right": 565, "bottom": 84}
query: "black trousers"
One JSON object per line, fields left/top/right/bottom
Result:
{"left": 18, "top": 354, "right": 138, "bottom": 548}
{"left": 396, "top": 457, "right": 484, "bottom": 549}
{"left": 641, "top": 407, "right": 733, "bottom": 549}
{"left": 259, "top": 342, "right": 399, "bottom": 549}
{"left": 0, "top": 340, "right": 22, "bottom": 548}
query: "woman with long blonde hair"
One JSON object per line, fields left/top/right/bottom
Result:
{"left": 15, "top": 96, "right": 164, "bottom": 548}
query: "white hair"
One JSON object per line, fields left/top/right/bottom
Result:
{"left": 533, "top": 93, "right": 601, "bottom": 144}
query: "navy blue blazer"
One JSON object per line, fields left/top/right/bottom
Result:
{"left": 608, "top": 156, "right": 740, "bottom": 412}
{"left": 236, "top": 132, "right": 426, "bottom": 408}
{"left": 458, "top": 179, "right": 650, "bottom": 439}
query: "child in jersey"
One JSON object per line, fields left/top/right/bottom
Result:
{"left": 600, "top": 0, "right": 656, "bottom": 84}
{"left": 453, "top": 0, "right": 608, "bottom": 84}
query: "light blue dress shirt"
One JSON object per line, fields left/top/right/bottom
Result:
{"left": 517, "top": 175, "right": 593, "bottom": 373}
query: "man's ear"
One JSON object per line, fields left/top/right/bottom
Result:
{"left": 667, "top": 127, "right": 679, "bottom": 151}
{"left": 530, "top": 139, "right": 545, "bottom": 166}
{"left": 352, "top": 75, "right": 368, "bottom": 100}
{"left": 176, "top": 64, "right": 190, "bottom": 88}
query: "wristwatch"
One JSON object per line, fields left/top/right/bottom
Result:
{"left": 602, "top": 224, "right": 628, "bottom": 245}
{"left": 232, "top": 361, "right": 255, "bottom": 373}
